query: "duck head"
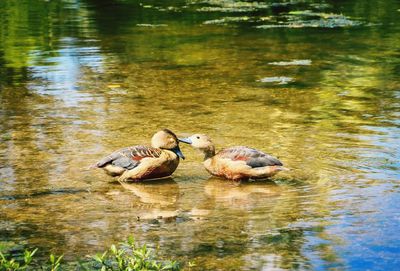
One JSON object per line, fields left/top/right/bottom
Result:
{"left": 179, "top": 134, "right": 215, "bottom": 159}
{"left": 151, "top": 129, "right": 185, "bottom": 159}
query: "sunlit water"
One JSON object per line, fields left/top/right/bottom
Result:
{"left": 0, "top": 0, "right": 399, "bottom": 270}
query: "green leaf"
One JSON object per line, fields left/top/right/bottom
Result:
{"left": 50, "top": 254, "right": 55, "bottom": 263}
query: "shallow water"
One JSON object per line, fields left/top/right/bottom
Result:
{"left": 0, "top": 0, "right": 399, "bottom": 270}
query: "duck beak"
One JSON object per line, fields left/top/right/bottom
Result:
{"left": 178, "top": 137, "right": 192, "bottom": 144}
{"left": 172, "top": 146, "right": 185, "bottom": 160}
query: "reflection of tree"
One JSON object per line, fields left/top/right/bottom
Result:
{"left": 0, "top": 0, "right": 59, "bottom": 85}
{"left": 0, "top": 0, "right": 97, "bottom": 87}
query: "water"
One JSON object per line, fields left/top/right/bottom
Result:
{"left": 0, "top": 0, "right": 399, "bottom": 270}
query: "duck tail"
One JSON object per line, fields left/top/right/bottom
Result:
{"left": 276, "top": 166, "right": 290, "bottom": 171}
{"left": 87, "top": 163, "right": 99, "bottom": 170}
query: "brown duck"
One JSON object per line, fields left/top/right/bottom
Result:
{"left": 179, "top": 134, "right": 288, "bottom": 181}
{"left": 92, "top": 129, "right": 184, "bottom": 182}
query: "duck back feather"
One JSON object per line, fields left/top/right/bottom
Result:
{"left": 95, "top": 145, "right": 162, "bottom": 170}
{"left": 216, "top": 146, "right": 282, "bottom": 168}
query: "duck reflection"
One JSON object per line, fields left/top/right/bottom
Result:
{"left": 204, "top": 177, "right": 282, "bottom": 209}
{"left": 120, "top": 178, "right": 179, "bottom": 206}
{"left": 119, "top": 178, "right": 180, "bottom": 221}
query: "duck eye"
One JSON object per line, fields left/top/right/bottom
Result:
{"left": 196, "top": 136, "right": 200, "bottom": 139}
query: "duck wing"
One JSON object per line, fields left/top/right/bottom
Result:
{"left": 217, "top": 146, "right": 282, "bottom": 168}
{"left": 94, "top": 145, "right": 162, "bottom": 170}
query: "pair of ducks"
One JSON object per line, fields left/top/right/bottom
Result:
{"left": 92, "top": 129, "right": 288, "bottom": 182}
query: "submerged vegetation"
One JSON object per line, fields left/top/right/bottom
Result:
{"left": 0, "top": 237, "right": 182, "bottom": 271}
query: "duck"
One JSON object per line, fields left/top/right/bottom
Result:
{"left": 179, "top": 134, "right": 288, "bottom": 181}
{"left": 91, "top": 129, "right": 185, "bottom": 182}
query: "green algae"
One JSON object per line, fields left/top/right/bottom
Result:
{"left": 257, "top": 11, "right": 362, "bottom": 29}
{"left": 258, "top": 76, "right": 294, "bottom": 84}
{"left": 203, "top": 16, "right": 252, "bottom": 25}
{"left": 196, "top": 0, "right": 270, "bottom": 13}
{"left": 269, "top": 60, "right": 312, "bottom": 66}
{"left": 136, "top": 24, "right": 168, "bottom": 28}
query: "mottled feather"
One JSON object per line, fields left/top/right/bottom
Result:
{"left": 95, "top": 145, "right": 162, "bottom": 170}
{"left": 216, "top": 146, "right": 282, "bottom": 168}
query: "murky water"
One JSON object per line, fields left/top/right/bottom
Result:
{"left": 1, "top": 0, "right": 399, "bottom": 270}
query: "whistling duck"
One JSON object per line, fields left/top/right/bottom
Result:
{"left": 179, "top": 134, "right": 287, "bottom": 181}
{"left": 92, "top": 129, "right": 184, "bottom": 182}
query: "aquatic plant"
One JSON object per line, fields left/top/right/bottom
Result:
{"left": 258, "top": 76, "right": 294, "bottom": 85}
{"left": 256, "top": 11, "right": 362, "bottom": 29}
{"left": 0, "top": 248, "right": 62, "bottom": 271}
{"left": 196, "top": 0, "right": 269, "bottom": 12}
{"left": 0, "top": 237, "right": 182, "bottom": 271}
{"left": 268, "top": 60, "right": 312, "bottom": 66}
{"left": 86, "top": 237, "right": 180, "bottom": 271}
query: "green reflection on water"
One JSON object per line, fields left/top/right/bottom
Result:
{"left": 0, "top": 0, "right": 400, "bottom": 270}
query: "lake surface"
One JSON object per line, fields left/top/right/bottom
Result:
{"left": 0, "top": 0, "right": 399, "bottom": 270}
